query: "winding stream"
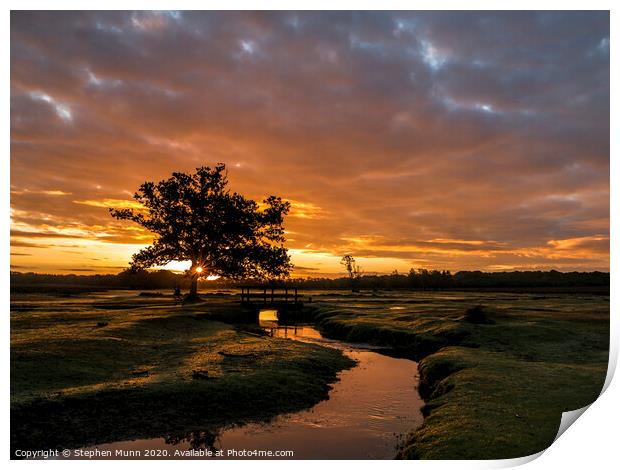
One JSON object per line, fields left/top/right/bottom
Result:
{"left": 75, "top": 309, "right": 424, "bottom": 459}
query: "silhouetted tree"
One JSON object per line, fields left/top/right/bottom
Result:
{"left": 341, "top": 254, "right": 362, "bottom": 292}
{"left": 110, "top": 164, "right": 292, "bottom": 299}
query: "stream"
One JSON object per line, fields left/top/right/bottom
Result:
{"left": 74, "top": 309, "right": 424, "bottom": 459}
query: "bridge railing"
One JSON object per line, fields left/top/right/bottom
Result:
{"left": 240, "top": 287, "right": 302, "bottom": 305}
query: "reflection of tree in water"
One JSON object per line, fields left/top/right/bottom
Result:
{"left": 165, "top": 429, "right": 221, "bottom": 451}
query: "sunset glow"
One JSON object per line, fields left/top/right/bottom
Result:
{"left": 10, "top": 11, "right": 609, "bottom": 275}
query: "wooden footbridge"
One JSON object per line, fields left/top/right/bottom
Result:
{"left": 239, "top": 286, "right": 305, "bottom": 308}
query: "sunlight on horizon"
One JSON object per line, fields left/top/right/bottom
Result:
{"left": 157, "top": 260, "right": 219, "bottom": 280}
{"left": 160, "top": 260, "right": 192, "bottom": 272}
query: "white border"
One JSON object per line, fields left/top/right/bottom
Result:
{"left": 3, "top": 2, "right": 616, "bottom": 469}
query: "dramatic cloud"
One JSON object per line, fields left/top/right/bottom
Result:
{"left": 10, "top": 11, "right": 609, "bottom": 274}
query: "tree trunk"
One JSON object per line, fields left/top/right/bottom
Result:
{"left": 187, "top": 259, "right": 199, "bottom": 300}
{"left": 189, "top": 275, "right": 198, "bottom": 299}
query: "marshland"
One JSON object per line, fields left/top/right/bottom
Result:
{"left": 10, "top": 286, "right": 609, "bottom": 459}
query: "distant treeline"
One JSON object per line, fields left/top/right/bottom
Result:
{"left": 10, "top": 268, "right": 609, "bottom": 293}
{"left": 293, "top": 269, "right": 609, "bottom": 291}
{"left": 10, "top": 270, "right": 188, "bottom": 292}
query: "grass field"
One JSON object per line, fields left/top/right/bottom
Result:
{"left": 309, "top": 291, "right": 609, "bottom": 459}
{"left": 10, "top": 291, "right": 354, "bottom": 452}
{"left": 10, "top": 289, "right": 609, "bottom": 459}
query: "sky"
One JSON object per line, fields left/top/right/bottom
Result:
{"left": 10, "top": 11, "right": 610, "bottom": 276}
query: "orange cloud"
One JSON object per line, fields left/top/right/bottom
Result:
{"left": 9, "top": 11, "right": 609, "bottom": 274}
{"left": 73, "top": 199, "right": 144, "bottom": 210}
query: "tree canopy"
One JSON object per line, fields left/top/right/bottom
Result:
{"left": 110, "top": 164, "right": 292, "bottom": 295}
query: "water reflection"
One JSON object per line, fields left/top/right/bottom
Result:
{"left": 74, "top": 312, "right": 424, "bottom": 459}
{"left": 215, "top": 346, "right": 423, "bottom": 458}
{"left": 165, "top": 430, "right": 220, "bottom": 451}
{"left": 259, "top": 309, "right": 325, "bottom": 341}
{"left": 259, "top": 309, "right": 278, "bottom": 322}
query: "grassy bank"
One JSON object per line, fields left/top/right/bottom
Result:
{"left": 310, "top": 292, "right": 609, "bottom": 459}
{"left": 10, "top": 292, "right": 354, "bottom": 453}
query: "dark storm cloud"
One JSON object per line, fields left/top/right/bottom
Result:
{"left": 10, "top": 11, "right": 609, "bottom": 272}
